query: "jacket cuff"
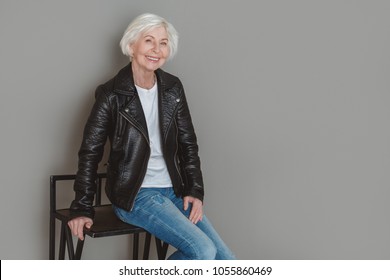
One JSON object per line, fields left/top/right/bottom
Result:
{"left": 183, "top": 186, "right": 204, "bottom": 203}
{"left": 69, "top": 201, "right": 95, "bottom": 220}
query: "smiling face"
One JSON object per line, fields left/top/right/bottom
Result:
{"left": 130, "top": 26, "right": 170, "bottom": 74}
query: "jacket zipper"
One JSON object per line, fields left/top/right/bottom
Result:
{"left": 173, "top": 118, "right": 184, "bottom": 186}
{"left": 119, "top": 111, "right": 150, "bottom": 145}
{"left": 119, "top": 111, "right": 150, "bottom": 210}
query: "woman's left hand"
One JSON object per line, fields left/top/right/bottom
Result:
{"left": 183, "top": 196, "right": 203, "bottom": 224}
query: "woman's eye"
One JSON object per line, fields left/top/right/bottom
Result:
{"left": 161, "top": 41, "right": 167, "bottom": 46}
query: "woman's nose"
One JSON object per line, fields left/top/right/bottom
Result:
{"left": 152, "top": 42, "right": 160, "bottom": 53}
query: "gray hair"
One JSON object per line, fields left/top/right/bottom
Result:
{"left": 120, "top": 13, "right": 179, "bottom": 61}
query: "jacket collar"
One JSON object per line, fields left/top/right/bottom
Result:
{"left": 113, "top": 63, "right": 136, "bottom": 94}
{"left": 113, "top": 63, "right": 170, "bottom": 95}
{"left": 115, "top": 63, "right": 180, "bottom": 142}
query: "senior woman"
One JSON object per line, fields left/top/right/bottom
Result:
{"left": 68, "top": 13, "right": 235, "bottom": 260}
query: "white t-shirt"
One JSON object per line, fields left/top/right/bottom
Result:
{"left": 136, "top": 83, "right": 172, "bottom": 188}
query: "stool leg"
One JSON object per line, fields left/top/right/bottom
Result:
{"left": 162, "top": 242, "right": 169, "bottom": 259}
{"left": 132, "top": 233, "right": 139, "bottom": 259}
{"left": 58, "top": 222, "right": 67, "bottom": 260}
{"left": 64, "top": 226, "right": 75, "bottom": 260}
{"left": 143, "top": 232, "right": 152, "bottom": 260}
{"left": 49, "top": 216, "right": 55, "bottom": 260}
{"left": 155, "top": 237, "right": 169, "bottom": 260}
{"left": 75, "top": 237, "right": 85, "bottom": 260}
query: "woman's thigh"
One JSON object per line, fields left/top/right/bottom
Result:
{"left": 113, "top": 188, "right": 216, "bottom": 259}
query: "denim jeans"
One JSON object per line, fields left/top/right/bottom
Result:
{"left": 113, "top": 187, "right": 236, "bottom": 260}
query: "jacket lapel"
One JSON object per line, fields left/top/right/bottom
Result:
{"left": 157, "top": 71, "right": 180, "bottom": 142}
{"left": 119, "top": 94, "right": 149, "bottom": 141}
{"left": 115, "top": 64, "right": 149, "bottom": 140}
{"left": 114, "top": 64, "right": 180, "bottom": 142}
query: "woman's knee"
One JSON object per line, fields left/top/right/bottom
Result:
{"left": 184, "top": 237, "right": 216, "bottom": 260}
{"left": 196, "top": 242, "right": 217, "bottom": 260}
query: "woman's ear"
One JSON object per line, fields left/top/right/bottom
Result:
{"left": 128, "top": 43, "right": 134, "bottom": 57}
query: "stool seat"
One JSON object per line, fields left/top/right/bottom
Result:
{"left": 55, "top": 205, "right": 145, "bottom": 238}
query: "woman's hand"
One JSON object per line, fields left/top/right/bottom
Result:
{"left": 183, "top": 196, "right": 203, "bottom": 224}
{"left": 67, "top": 216, "right": 93, "bottom": 240}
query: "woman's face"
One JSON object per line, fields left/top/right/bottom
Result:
{"left": 130, "top": 26, "right": 170, "bottom": 73}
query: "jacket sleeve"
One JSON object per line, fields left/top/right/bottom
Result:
{"left": 175, "top": 84, "right": 205, "bottom": 202}
{"left": 69, "top": 86, "right": 112, "bottom": 219}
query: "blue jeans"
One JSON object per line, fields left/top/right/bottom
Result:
{"left": 113, "top": 187, "right": 236, "bottom": 260}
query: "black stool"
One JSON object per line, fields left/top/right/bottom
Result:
{"left": 49, "top": 173, "right": 169, "bottom": 260}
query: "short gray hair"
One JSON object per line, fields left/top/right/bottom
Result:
{"left": 120, "top": 13, "right": 179, "bottom": 61}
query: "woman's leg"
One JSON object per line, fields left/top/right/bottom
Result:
{"left": 113, "top": 188, "right": 218, "bottom": 260}
{"left": 168, "top": 191, "right": 236, "bottom": 260}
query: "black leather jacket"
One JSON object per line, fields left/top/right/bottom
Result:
{"left": 70, "top": 63, "right": 204, "bottom": 219}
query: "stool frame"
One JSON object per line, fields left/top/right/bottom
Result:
{"left": 49, "top": 173, "right": 169, "bottom": 260}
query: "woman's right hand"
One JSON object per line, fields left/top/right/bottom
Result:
{"left": 68, "top": 216, "right": 93, "bottom": 240}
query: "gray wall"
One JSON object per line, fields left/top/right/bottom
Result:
{"left": 1, "top": 0, "right": 390, "bottom": 259}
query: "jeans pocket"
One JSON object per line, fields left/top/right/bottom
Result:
{"left": 150, "top": 193, "right": 167, "bottom": 205}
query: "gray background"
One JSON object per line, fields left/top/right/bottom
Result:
{"left": 1, "top": 0, "right": 389, "bottom": 259}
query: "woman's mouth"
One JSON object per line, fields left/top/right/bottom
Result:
{"left": 146, "top": 56, "right": 159, "bottom": 62}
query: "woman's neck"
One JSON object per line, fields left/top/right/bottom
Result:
{"left": 132, "top": 63, "right": 156, "bottom": 90}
